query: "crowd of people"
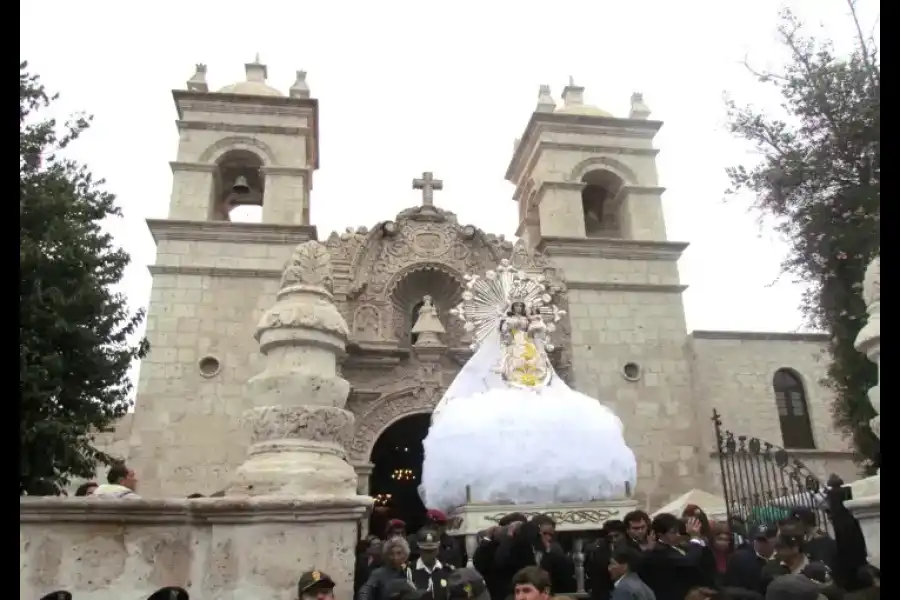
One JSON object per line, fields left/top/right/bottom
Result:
{"left": 353, "top": 505, "right": 879, "bottom": 600}
{"left": 56, "top": 462, "right": 879, "bottom": 600}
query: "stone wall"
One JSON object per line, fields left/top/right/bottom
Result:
{"left": 689, "top": 331, "right": 860, "bottom": 493}
{"left": 20, "top": 497, "right": 365, "bottom": 600}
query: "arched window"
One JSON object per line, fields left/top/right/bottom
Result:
{"left": 773, "top": 369, "right": 815, "bottom": 449}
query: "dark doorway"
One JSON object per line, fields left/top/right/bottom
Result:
{"left": 369, "top": 413, "right": 430, "bottom": 537}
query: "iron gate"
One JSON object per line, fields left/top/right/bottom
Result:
{"left": 712, "top": 410, "right": 831, "bottom": 533}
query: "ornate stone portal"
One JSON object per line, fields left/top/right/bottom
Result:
{"left": 329, "top": 195, "right": 571, "bottom": 474}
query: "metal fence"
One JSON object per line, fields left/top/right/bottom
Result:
{"left": 712, "top": 409, "right": 831, "bottom": 534}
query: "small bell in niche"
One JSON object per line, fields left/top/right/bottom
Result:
{"left": 232, "top": 175, "right": 251, "bottom": 194}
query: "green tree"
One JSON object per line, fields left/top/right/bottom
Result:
{"left": 20, "top": 62, "right": 149, "bottom": 495}
{"left": 725, "top": 3, "right": 880, "bottom": 472}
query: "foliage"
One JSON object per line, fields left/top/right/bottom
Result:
{"left": 724, "top": 3, "right": 880, "bottom": 472}
{"left": 20, "top": 62, "right": 149, "bottom": 495}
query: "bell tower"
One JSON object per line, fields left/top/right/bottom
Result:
{"left": 168, "top": 57, "right": 318, "bottom": 225}
{"left": 128, "top": 59, "right": 320, "bottom": 497}
{"left": 505, "top": 81, "right": 701, "bottom": 506}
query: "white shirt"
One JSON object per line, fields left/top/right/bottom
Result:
{"left": 415, "top": 558, "right": 444, "bottom": 592}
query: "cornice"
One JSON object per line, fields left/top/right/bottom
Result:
{"left": 149, "top": 265, "right": 281, "bottom": 278}
{"left": 147, "top": 218, "right": 317, "bottom": 245}
{"left": 20, "top": 496, "right": 371, "bottom": 525}
{"left": 177, "top": 120, "right": 311, "bottom": 137}
{"left": 261, "top": 166, "right": 312, "bottom": 177}
{"left": 506, "top": 114, "right": 663, "bottom": 182}
{"left": 538, "top": 236, "right": 689, "bottom": 260}
{"left": 691, "top": 330, "right": 829, "bottom": 343}
{"left": 567, "top": 282, "right": 688, "bottom": 294}
{"left": 172, "top": 90, "right": 317, "bottom": 119}
{"left": 170, "top": 161, "right": 216, "bottom": 173}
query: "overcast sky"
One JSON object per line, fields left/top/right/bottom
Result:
{"left": 21, "top": 0, "right": 877, "bottom": 338}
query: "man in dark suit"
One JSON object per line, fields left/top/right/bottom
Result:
{"left": 636, "top": 514, "right": 713, "bottom": 600}
{"left": 724, "top": 523, "right": 777, "bottom": 594}
{"left": 608, "top": 546, "right": 656, "bottom": 600}
{"left": 493, "top": 514, "right": 574, "bottom": 597}
{"left": 473, "top": 512, "right": 529, "bottom": 600}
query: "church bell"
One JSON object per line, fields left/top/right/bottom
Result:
{"left": 231, "top": 175, "right": 251, "bottom": 194}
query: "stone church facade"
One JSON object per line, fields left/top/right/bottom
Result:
{"left": 96, "top": 60, "right": 858, "bottom": 507}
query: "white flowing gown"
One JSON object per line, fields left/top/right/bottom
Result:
{"left": 420, "top": 329, "right": 638, "bottom": 512}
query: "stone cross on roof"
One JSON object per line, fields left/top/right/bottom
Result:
{"left": 412, "top": 171, "right": 443, "bottom": 207}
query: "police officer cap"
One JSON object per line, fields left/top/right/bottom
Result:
{"left": 447, "top": 568, "right": 490, "bottom": 600}
{"left": 297, "top": 570, "right": 336, "bottom": 595}
{"left": 146, "top": 587, "right": 190, "bottom": 600}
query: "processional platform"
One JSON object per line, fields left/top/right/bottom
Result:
{"left": 446, "top": 498, "right": 639, "bottom": 537}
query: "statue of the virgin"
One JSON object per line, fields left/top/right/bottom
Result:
{"left": 420, "top": 260, "right": 637, "bottom": 510}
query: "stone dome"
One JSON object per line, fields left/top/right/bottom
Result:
{"left": 217, "top": 81, "right": 283, "bottom": 97}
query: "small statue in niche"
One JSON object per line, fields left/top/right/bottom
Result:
{"left": 411, "top": 295, "right": 446, "bottom": 347}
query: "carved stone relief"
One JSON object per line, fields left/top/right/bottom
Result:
{"left": 346, "top": 387, "right": 443, "bottom": 463}
{"left": 327, "top": 205, "right": 574, "bottom": 444}
{"left": 353, "top": 305, "right": 382, "bottom": 341}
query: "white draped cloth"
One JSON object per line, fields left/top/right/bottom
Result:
{"left": 420, "top": 330, "right": 637, "bottom": 511}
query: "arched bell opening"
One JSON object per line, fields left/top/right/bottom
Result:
{"left": 581, "top": 169, "right": 624, "bottom": 238}
{"left": 212, "top": 149, "right": 265, "bottom": 223}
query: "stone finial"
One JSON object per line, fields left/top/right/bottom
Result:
{"left": 290, "top": 70, "right": 311, "bottom": 98}
{"left": 228, "top": 240, "right": 358, "bottom": 498}
{"left": 855, "top": 255, "right": 881, "bottom": 440}
{"left": 561, "top": 77, "right": 585, "bottom": 108}
{"left": 536, "top": 85, "right": 555, "bottom": 113}
{"left": 245, "top": 53, "right": 268, "bottom": 83}
{"left": 186, "top": 63, "right": 208, "bottom": 92}
{"left": 280, "top": 241, "right": 333, "bottom": 293}
{"left": 629, "top": 92, "right": 651, "bottom": 119}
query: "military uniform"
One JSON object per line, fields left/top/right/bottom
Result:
{"left": 410, "top": 529, "right": 456, "bottom": 600}
{"left": 298, "top": 570, "right": 337, "bottom": 599}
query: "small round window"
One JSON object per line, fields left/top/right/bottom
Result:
{"left": 622, "top": 362, "right": 642, "bottom": 382}
{"left": 198, "top": 356, "right": 222, "bottom": 379}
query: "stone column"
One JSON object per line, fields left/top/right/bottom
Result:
{"left": 227, "top": 241, "right": 365, "bottom": 498}
{"left": 847, "top": 255, "right": 880, "bottom": 567}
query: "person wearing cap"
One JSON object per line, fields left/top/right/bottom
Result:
{"left": 788, "top": 507, "right": 838, "bottom": 572}
{"left": 386, "top": 519, "right": 408, "bottom": 540}
{"left": 297, "top": 570, "right": 336, "bottom": 600}
{"left": 410, "top": 510, "right": 465, "bottom": 568}
{"left": 360, "top": 536, "right": 415, "bottom": 600}
{"left": 760, "top": 525, "right": 831, "bottom": 593}
{"left": 446, "top": 567, "right": 491, "bottom": 600}
{"left": 410, "top": 528, "right": 455, "bottom": 600}
{"left": 723, "top": 523, "right": 777, "bottom": 594}
{"left": 147, "top": 587, "right": 190, "bottom": 600}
